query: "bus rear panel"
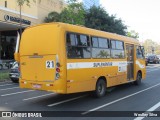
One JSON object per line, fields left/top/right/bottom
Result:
{"left": 19, "top": 24, "right": 67, "bottom": 94}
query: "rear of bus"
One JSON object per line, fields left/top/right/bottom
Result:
{"left": 18, "top": 23, "right": 67, "bottom": 94}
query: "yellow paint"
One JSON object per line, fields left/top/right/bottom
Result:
{"left": 17, "top": 22, "right": 146, "bottom": 94}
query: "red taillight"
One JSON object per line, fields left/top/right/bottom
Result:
{"left": 55, "top": 55, "right": 60, "bottom": 80}
{"left": 56, "top": 68, "right": 60, "bottom": 72}
{"left": 18, "top": 67, "right": 20, "bottom": 71}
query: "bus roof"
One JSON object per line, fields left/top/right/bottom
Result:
{"left": 26, "top": 22, "right": 140, "bottom": 45}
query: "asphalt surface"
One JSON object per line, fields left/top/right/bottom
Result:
{"left": 0, "top": 64, "right": 160, "bottom": 120}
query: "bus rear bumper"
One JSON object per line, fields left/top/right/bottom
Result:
{"left": 20, "top": 79, "right": 67, "bottom": 94}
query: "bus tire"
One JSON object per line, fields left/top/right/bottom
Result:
{"left": 93, "top": 79, "right": 106, "bottom": 98}
{"left": 134, "top": 72, "right": 142, "bottom": 85}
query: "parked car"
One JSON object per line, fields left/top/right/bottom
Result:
{"left": 0, "top": 60, "right": 15, "bottom": 70}
{"left": 157, "top": 55, "right": 160, "bottom": 59}
{"left": 0, "top": 60, "right": 2, "bottom": 70}
{"left": 5, "top": 60, "right": 15, "bottom": 69}
{"left": 145, "top": 57, "right": 148, "bottom": 66}
{"left": 147, "top": 55, "right": 160, "bottom": 64}
{"left": 9, "top": 62, "right": 20, "bottom": 83}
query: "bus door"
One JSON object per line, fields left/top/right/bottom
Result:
{"left": 126, "top": 44, "right": 134, "bottom": 80}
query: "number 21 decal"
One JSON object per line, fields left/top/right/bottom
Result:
{"left": 46, "top": 61, "right": 54, "bottom": 69}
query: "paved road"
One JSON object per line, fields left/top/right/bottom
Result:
{"left": 0, "top": 64, "right": 160, "bottom": 120}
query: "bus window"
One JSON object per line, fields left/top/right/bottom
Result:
{"left": 111, "top": 40, "right": 116, "bottom": 49}
{"left": 66, "top": 33, "right": 91, "bottom": 59}
{"left": 98, "top": 38, "right": 109, "bottom": 48}
{"left": 111, "top": 40, "right": 125, "bottom": 59}
{"left": 136, "top": 46, "right": 144, "bottom": 59}
{"left": 116, "top": 41, "right": 124, "bottom": 50}
{"left": 91, "top": 37, "right": 110, "bottom": 58}
{"left": 91, "top": 37, "right": 98, "bottom": 47}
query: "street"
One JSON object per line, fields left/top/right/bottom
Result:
{"left": 0, "top": 64, "right": 160, "bottom": 120}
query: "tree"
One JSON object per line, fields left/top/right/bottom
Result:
{"left": 60, "top": 0, "right": 85, "bottom": 25}
{"left": 16, "top": 0, "right": 35, "bottom": 35}
{"left": 142, "top": 39, "right": 158, "bottom": 55}
{"left": 44, "top": 12, "right": 60, "bottom": 23}
{"left": 85, "top": 6, "right": 127, "bottom": 35}
{"left": 127, "top": 30, "right": 139, "bottom": 39}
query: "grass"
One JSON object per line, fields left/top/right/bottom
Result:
{"left": 0, "top": 71, "right": 10, "bottom": 81}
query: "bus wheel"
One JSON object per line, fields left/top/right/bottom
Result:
{"left": 134, "top": 72, "right": 142, "bottom": 85}
{"left": 94, "top": 79, "right": 106, "bottom": 98}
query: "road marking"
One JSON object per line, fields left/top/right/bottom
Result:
{"left": 0, "top": 84, "right": 16, "bottom": 87}
{"left": 81, "top": 82, "right": 160, "bottom": 115}
{"left": 0, "top": 87, "right": 19, "bottom": 91}
{"left": 48, "top": 95, "right": 87, "bottom": 107}
{"left": 1, "top": 90, "right": 35, "bottom": 97}
{"left": 146, "top": 65, "right": 160, "bottom": 68}
{"left": 147, "top": 68, "right": 160, "bottom": 73}
{"left": 0, "top": 81, "right": 12, "bottom": 84}
{"left": 134, "top": 101, "right": 160, "bottom": 120}
{"left": 23, "top": 93, "right": 55, "bottom": 101}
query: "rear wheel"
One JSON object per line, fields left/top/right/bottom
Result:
{"left": 134, "top": 72, "right": 142, "bottom": 85}
{"left": 93, "top": 79, "right": 106, "bottom": 98}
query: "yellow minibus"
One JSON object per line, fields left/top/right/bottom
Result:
{"left": 15, "top": 22, "right": 146, "bottom": 97}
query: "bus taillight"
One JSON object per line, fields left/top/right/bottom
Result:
{"left": 56, "top": 68, "right": 60, "bottom": 72}
{"left": 55, "top": 56, "right": 60, "bottom": 80}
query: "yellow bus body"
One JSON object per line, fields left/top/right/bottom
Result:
{"left": 17, "top": 22, "right": 146, "bottom": 94}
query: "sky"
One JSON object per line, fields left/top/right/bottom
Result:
{"left": 100, "top": 0, "right": 160, "bottom": 43}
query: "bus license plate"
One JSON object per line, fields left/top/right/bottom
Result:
{"left": 32, "top": 84, "right": 41, "bottom": 89}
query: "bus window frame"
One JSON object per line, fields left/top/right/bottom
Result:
{"left": 110, "top": 39, "right": 126, "bottom": 59}
{"left": 136, "top": 45, "right": 145, "bottom": 59}
{"left": 91, "top": 36, "right": 111, "bottom": 59}
{"left": 66, "top": 32, "right": 91, "bottom": 59}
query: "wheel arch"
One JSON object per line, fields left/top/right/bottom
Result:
{"left": 97, "top": 76, "right": 107, "bottom": 87}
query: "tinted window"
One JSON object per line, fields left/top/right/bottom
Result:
{"left": 66, "top": 33, "right": 77, "bottom": 46}
{"left": 111, "top": 40, "right": 116, "bottom": 49}
{"left": 136, "top": 46, "right": 143, "bottom": 59}
{"left": 99, "top": 38, "right": 109, "bottom": 48}
{"left": 66, "top": 33, "right": 91, "bottom": 59}
{"left": 116, "top": 41, "right": 124, "bottom": 50}
{"left": 111, "top": 50, "right": 125, "bottom": 59}
{"left": 111, "top": 40, "right": 125, "bottom": 59}
{"left": 79, "top": 35, "right": 88, "bottom": 46}
{"left": 91, "top": 37, "right": 98, "bottom": 47}
{"left": 92, "top": 48, "right": 110, "bottom": 58}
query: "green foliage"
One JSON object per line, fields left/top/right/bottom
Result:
{"left": 85, "top": 6, "right": 127, "bottom": 35}
{"left": 60, "top": 1, "right": 85, "bottom": 25}
{"left": 127, "top": 30, "right": 139, "bottom": 39}
{"left": 66, "top": 0, "right": 77, "bottom": 4}
{"left": 17, "top": 0, "right": 35, "bottom": 6}
{"left": 44, "top": 2, "right": 129, "bottom": 36}
{"left": 44, "top": 12, "right": 60, "bottom": 23}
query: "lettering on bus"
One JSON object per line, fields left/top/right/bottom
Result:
{"left": 93, "top": 62, "right": 113, "bottom": 68}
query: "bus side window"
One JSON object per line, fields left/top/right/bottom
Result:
{"left": 91, "top": 37, "right": 110, "bottom": 58}
{"left": 66, "top": 33, "right": 91, "bottom": 59}
{"left": 111, "top": 40, "right": 125, "bottom": 59}
{"left": 66, "top": 33, "right": 78, "bottom": 58}
{"left": 136, "top": 46, "right": 143, "bottom": 59}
